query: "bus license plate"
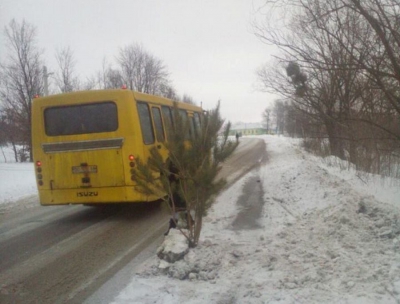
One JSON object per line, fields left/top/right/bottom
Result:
{"left": 72, "top": 165, "right": 98, "bottom": 174}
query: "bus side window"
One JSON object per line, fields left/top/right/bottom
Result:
{"left": 179, "top": 109, "right": 191, "bottom": 140}
{"left": 137, "top": 102, "right": 155, "bottom": 144}
{"left": 194, "top": 112, "right": 201, "bottom": 133}
{"left": 151, "top": 107, "right": 165, "bottom": 142}
{"left": 189, "top": 116, "right": 196, "bottom": 138}
{"left": 161, "top": 106, "right": 173, "bottom": 139}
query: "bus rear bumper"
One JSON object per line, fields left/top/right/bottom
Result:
{"left": 38, "top": 186, "right": 161, "bottom": 205}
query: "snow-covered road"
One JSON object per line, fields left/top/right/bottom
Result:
{"left": 107, "top": 135, "right": 400, "bottom": 304}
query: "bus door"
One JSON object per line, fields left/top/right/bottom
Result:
{"left": 151, "top": 105, "right": 168, "bottom": 159}
{"left": 137, "top": 102, "right": 168, "bottom": 163}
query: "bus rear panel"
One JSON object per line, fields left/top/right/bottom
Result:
{"left": 32, "top": 90, "right": 162, "bottom": 205}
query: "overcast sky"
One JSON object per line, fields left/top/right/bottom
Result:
{"left": 0, "top": 0, "right": 278, "bottom": 123}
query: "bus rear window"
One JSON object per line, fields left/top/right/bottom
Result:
{"left": 44, "top": 101, "right": 118, "bottom": 136}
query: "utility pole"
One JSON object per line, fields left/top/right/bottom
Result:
{"left": 43, "top": 66, "right": 53, "bottom": 96}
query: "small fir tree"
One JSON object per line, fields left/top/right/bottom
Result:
{"left": 132, "top": 101, "right": 238, "bottom": 247}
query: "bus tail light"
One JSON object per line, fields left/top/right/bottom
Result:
{"left": 35, "top": 161, "right": 43, "bottom": 186}
{"left": 129, "top": 155, "right": 136, "bottom": 180}
{"left": 129, "top": 155, "right": 135, "bottom": 167}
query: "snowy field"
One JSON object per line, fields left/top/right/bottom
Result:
{"left": 0, "top": 146, "right": 37, "bottom": 214}
{"left": 1, "top": 136, "right": 400, "bottom": 303}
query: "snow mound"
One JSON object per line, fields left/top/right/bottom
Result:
{"left": 153, "top": 230, "right": 223, "bottom": 281}
{"left": 269, "top": 194, "right": 400, "bottom": 295}
{"left": 157, "top": 229, "right": 189, "bottom": 264}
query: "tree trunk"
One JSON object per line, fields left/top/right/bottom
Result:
{"left": 11, "top": 141, "right": 18, "bottom": 162}
{"left": 193, "top": 213, "right": 202, "bottom": 248}
{"left": 0, "top": 146, "right": 7, "bottom": 162}
{"left": 325, "top": 120, "right": 345, "bottom": 160}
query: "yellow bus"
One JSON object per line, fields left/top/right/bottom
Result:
{"left": 31, "top": 89, "right": 202, "bottom": 205}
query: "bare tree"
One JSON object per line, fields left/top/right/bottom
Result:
{"left": 272, "top": 100, "right": 286, "bottom": 134}
{"left": 181, "top": 94, "right": 197, "bottom": 105}
{"left": 296, "top": 0, "right": 400, "bottom": 170}
{"left": 262, "top": 108, "right": 271, "bottom": 133}
{"left": 116, "top": 43, "right": 170, "bottom": 95}
{"left": 267, "top": 99, "right": 313, "bottom": 138}
{"left": 301, "top": 0, "right": 400, "bottom": 141}
{"left": 54, "top": 46, "right": 80, "bottom": 93}
{"left": 342, "top": 0, "right": 400, "bottom": 117}
{"left": 95, "top": 58, "right": 124, "bottom": 89}
{"left": 255, "top": 0, "right": 399, "bottom": 174}
{"left": 159, "top": 83, "right": 179, "bottom": 100}
{"left": 0, "top": 19, "right": 44, "bottom": 162}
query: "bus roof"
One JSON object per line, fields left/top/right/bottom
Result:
{"left": 33, "top": 89, "right": 203, "bottom": 112}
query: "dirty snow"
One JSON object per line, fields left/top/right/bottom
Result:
{"left": 1, "top": 136, "right": 400, "bottom": 303}
{"left": 112, "top": 135, "right": 400, "bottom": 304}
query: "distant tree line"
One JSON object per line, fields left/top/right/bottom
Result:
{"left": 256, "top": 0, "right": 400, "bottom": 178}
{"left": 0, "top": 19, "right": 197, "bottom": 162}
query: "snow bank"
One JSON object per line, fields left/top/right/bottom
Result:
{"left": 0, "top": 145, "right": 38, "bottom": 213}
{"left": 157, "top": 229, "right": 189, "bottom": 265}
{"left": 112, "top": 136, "right": 400, "bottom": 304}
{"left": 319, "top": 154, "right": 400, "bottom": 208}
